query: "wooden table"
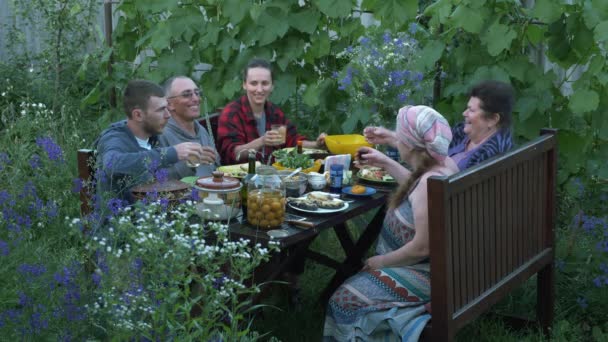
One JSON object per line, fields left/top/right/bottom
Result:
{"left": 229, "top": 189, "right": 390, "bottom": 302}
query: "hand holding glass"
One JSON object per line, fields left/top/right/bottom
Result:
{"left": 271, "top": 124, "right": 287, "bottom": 145}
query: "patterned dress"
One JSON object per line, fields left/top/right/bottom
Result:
{"left": 323, "top": 192, "right": 432, "bottom": 341}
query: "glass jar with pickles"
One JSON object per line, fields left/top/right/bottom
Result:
{"left": 246, "top": 165, "right": 285, "bottom": 229}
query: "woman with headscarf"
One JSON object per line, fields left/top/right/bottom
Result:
{"left": 323, "top": 106, "right": 458, "bottom": 341}
{"left": 362, "top": 80, "right": 514, "bottom": 181}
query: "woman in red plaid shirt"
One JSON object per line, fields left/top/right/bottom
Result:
{"left": 217, "top": 58, "right": 326, "bottom": 165}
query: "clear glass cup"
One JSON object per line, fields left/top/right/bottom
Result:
{"left": 271, "top": 124, "right": 287, "bottom": 144}
{"left": 186, "top": 156, "right": 201, "bottom": 168}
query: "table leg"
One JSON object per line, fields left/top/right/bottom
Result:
{"left": 320, "top": 204, "right": 386, "bottom": 303}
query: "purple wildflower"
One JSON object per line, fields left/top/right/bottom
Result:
{"left": 360, "top": 37, "right": 370, "bottom": 46}
{"left": 29, "top": 154, "right": 41, "bottom": 169}
{"left": 600, "top": 263, "right": 608, "bottom": 274}
{"left": 0, "top": 152, "right": 10, "bottom": 171}
{"left": 346, "top": 46, "right": 354, "bottom": 53}
{"left": 408, "top": 22, "right": 418, "bottom": 34}
{"left": 593, "top": 276, "right": 603, "bottom": 288}
{"left": 0, "top": 190, "right": 10, "bottom": 206}
{"left": 383, "top": 32, "right": 391, "bottom": 43}
{"left": 92, "top": 272, "right": 102, "bottom": 287}
{"left": 190, "top": 187, "right": 200, "bottom": 201}
{"left": 576, "top": 296, "right": 588, "bottom": 309}
{"left": 18, "top": 292, "right": 32, "bottom": 307}
{"left": 159, "top": 197, "right": 170, "bottom": 210}
{"left": 35, "top": 136, "right": 64, "bottom": 163}
{"left": 0, "top": 239, "right": 9, "bottom": 256}
{"left": 46, "top": 200, "right": 59, "bottom": 218}
{"left": 596, "top": 240, "right": 608, "bottom": 252}
{"left": 107, "top": 198, "right": 126, "bottom": 216}
{"left": 18, "top": 263, "right": 47, "bottom": 277}
{"left": 155, "top": 168, "right": 169, "bottom": 183}
{"left": 19, "top": 181, "right": 37, "bottom": 199}
{"left": 72, "top": 178, "right": 83, "bottom": 193}
{"left": 29, "top": 311, "right": 49, "bottom": 333}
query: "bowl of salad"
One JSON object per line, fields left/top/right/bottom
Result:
{"left": 272, "top": 149, "right": 322, "bottom": 173}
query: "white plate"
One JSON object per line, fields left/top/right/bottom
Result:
{"left": 267, "top": 229, "right": 290, "bottom": 238}
{"left": 288, "top": 198, "right": 349, "bottom": 214}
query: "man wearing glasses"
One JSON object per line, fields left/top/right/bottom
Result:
{"left": 96, "top": 79, "right": 206, "bottom": 203}
{"left": 159, "top": 76, "right": 219, "bottom": 179}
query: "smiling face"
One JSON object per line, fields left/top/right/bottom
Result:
{"left": 141, "top": 95, "right": 170, "bottom": 136}
{"left": 167, "top": 77, "right": 200, "bottom": 122}
{"left": 243, "top": 67, "right": 273, "bottom": 111}
{"left": 462, "top": 96, "right": 499, "bottom": 143}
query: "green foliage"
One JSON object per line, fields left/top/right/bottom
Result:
{"left": 333, "top": 27, "right": 433, "bottom": 130}
{"left": 84, "top": 202, "right": 280, "bottom": 340}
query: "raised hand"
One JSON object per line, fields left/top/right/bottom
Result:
{"left": 173, "top": 142, "right": 205, "bottom": 162}
{"left": 363, "top": 126, "right": 396, "bottom": 146}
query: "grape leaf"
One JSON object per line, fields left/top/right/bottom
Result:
{"left": 314, "top": 0, "right": 352, "bottom": 18}
{"left": 270, "top": 74, "right": 297, "bottom": 105}
{"left": 222, "top": 0, "right": 251, "bottom": 24}
{"left": 594, "top": 20, "right": 608, "bottom": 42}
{"left": 568, "top": 89, "right": 599, "bottom": 114}
{"left": 532, "top": 0, "right": 562, "bottom": 23}
{"left": 415, "top": 40, "right": 445, "bottom": 71}
{"left": 221, "top": 78, "right": 242, "bottom": 100}
{"left": 423, "top": 0, "right": 452, "bottom": 24}
{"left": 303, "top": 84, "right": 321, "bottom": 107}
{"left": 366, "top": 0, "right": 417, "bottom": 25}
{"left": 289, "top": 10, "right": 321, "bottom": 34}
{"left": 515, "top": 97, "right": 537, "bottom": 122}
{"left": 451, "top": 4, "right": 484, "bottom": 33}
{"left": 481, "top": 21, "right": 517, "bottom": 56}
{"left": 525, "top": 24, "right": 545, "bottom": 45}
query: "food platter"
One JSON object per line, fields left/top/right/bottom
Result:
{"left": 287, "top": 192, "right": 349, "bottom": 214}
{"left": 281, "top": 147, "right": 330, "bottom": 155}
{"left": 357, "top": 167, "right": 396, "bottom": 184}
{"left": 217, "top": 162, "right": 261, "bottom": 179}
{"left": 342, "top": 186, "right": 377, "bottom": 197}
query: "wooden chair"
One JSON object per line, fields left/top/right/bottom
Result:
{"left": 420, "top": 129, "right": 557, "bottom": 340}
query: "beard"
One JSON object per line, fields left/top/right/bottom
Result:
{"left": 142, "top": 119, "right": 164, "bottom": 137}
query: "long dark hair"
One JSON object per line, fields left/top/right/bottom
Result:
{"left": 389, "top": 149, "right": 438, "bottom": 209}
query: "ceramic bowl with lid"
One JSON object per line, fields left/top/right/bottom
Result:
{"left": 307, "top": 172, "right": 327, "bottom": 190}
{"left": 194, "top": 171, "right": 242, "bottom": 220}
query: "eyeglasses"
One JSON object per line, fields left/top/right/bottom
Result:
{"left": 167, "top": 88, "right": 201, "bottom": 100}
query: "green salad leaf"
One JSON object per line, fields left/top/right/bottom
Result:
{"left": 273, "top": 149, "right": 314, "bottom": 169}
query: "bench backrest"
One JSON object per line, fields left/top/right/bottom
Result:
{"left": 427, "top": 129, "right": 556, "bottom": 339}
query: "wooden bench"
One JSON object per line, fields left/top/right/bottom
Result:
{"left": 419, "top": 129, "right": 556, "bottom": 340}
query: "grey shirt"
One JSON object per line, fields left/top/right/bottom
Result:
{"left": 158, "top": 117, "right": 219, "bottom": 180}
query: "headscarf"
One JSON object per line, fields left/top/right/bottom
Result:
{"left": 395, "top": 105, "right": 452, "bottom": 162}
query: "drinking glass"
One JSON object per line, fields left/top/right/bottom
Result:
{"left": 271, "top": 124, "right": 286, "bottom": 144}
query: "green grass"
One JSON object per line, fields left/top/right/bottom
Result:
{"left": 251, "top": 217, "right": 605, "bottom": 341}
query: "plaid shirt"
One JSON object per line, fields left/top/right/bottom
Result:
{"left": 217, "top": 95, "right": 306, "bottom": 164}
